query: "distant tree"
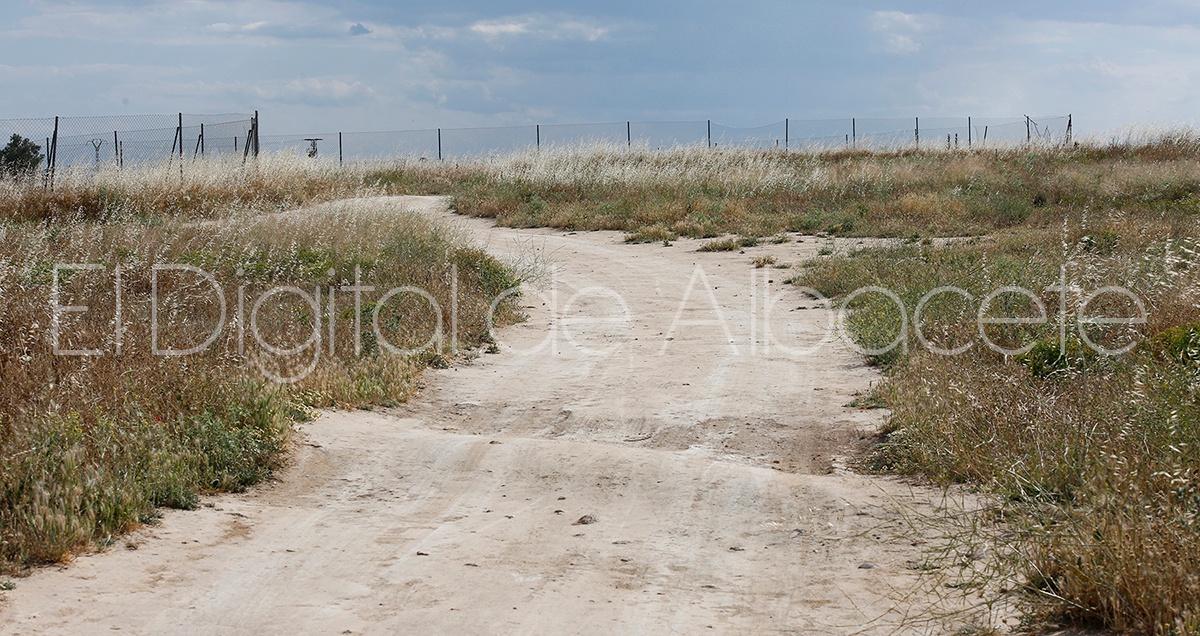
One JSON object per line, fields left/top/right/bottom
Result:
{"left": 0, "top": 134, "right": 45, "bottom": 180}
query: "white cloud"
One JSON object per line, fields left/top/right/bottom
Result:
{"left": 905, "top": 19, "right": 1200, "bottom": 132}
{"left": 470, "top": 21, "right": 529, "bottom": 38}
{"left": 465, "top": 15, "right": 611, "bottom": 43}
{"left": 6, "top": 2, "right": 1200, "bottom": 135}
{"left": 108, "top": 75, "right": 376, "bottom": 110}
{"left": 0, "top": 61, "right": 189, "bottom": 81}
{"left": 4, "top": 2, "right": 613, "bottom": 50}
{"left": 869, "top": 10, "right": 939, "bottom": 55}
{"left": 250, "top": 77, "right": 376, "bottom": 105}
{"left": 4, "top": 1, "right": 388, "bottom": 46}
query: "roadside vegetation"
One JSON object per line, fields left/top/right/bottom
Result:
{"left": 368, "top": 131, "right": 1200, "bottom": 243}
{"left": 798, "top": 215, "right": 1199, "bottom": 632}
{"left": 0, "top": 154, "right": 370, "bottom": 222}
{"left": 0, "top": 156, "right": 517, "bottom": 571}
{"left": 368, "top": 133, "right": 1200, "bottom": 633}
{"left": 6, "top": 133, "right": 1200, "bottom": 631}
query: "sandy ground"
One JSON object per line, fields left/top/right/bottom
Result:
{"left": 0, "top": 196, "right": 976, "bottom": 635}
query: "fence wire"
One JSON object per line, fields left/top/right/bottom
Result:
{"left": 268, "top": 115, "right": 1071, "bottom": 163}
{"left": 4, "top": 113, "right": 1073, "bottom": 173}
{"left": 0, "top": 113, "right": 257, "bottom": 181}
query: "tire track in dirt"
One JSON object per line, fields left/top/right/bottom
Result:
{"left": 0, "top": 196, "right": 958, "bottom": 635}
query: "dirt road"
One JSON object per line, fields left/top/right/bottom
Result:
{"left": 0, "top": 197, "right": 955, "bottom": 634}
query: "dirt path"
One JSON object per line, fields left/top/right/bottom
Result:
{"left": 0, "top": 196, "right": 956, "bottom": 635}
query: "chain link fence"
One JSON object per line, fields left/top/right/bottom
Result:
{"left": 1, "top": 112, "right": 258, "bottom": 186}
{"left": 261, "top": 114, "right": 1072, "bottom": 163}
{"left": 4, "top": 113, "right": 1072, "bottom": 175}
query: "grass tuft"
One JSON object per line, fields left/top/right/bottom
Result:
{"left": 0, "top": 161, "right": 517, "bottom": 571}
{"left": 795, "top": 202, "right": 1200, "bottom": 632}
{"left": 697, "top": 236, "right": 742, "bottom": 252}
{"left": 7, "top": 133, "right": 1200, "bottom": 630}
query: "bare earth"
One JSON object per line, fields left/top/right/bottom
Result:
{"left": 0, "top": 196, "right": 962, "bottom": 634}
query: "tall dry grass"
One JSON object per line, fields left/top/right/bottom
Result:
{"left": 367, "top": 132, "right": 1200, "bottom": 242}
{"left": 0, "top": 153, "right": 378, "bottom": 222}
{"left": 0, "top": 161, "right": 518, "bottom": 571}
{"left": 7, "top": 136, "right": 1200, "bottom": 630}
{"left": 796, "top": 201, "right": 1200, "bottom": 631}
{"left": 370, "top": 132, "right": 1200, "bottom": 632}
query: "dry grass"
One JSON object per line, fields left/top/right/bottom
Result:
{"left": 0, "top": 154, "right": 378, "bottom": 222}
{"left": 367, "top": 132, "right": 1200, "bottom": 632}
{"left": 7, "top": 135, "right": 1200, "bottom": 630}
{"left": 696, "top": 236, "right": 743, "bottom": 252}
{"left": 623, "top": 224, "right": 678, "bottom": 244}
{"left": 366, "top": 132, "right": 1200, "bottom": 243}
{"left": 796, "top": 201, "right": 1200, "bottom": 632}
{"left": 0, "top": 160, "right": 517, "bottom": 571}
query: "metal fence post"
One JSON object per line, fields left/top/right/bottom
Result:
{"left": 194, "top": 123, "right": 204, "bottom": 158}
{"left": 45, "top": 116, "right": 58, "bottom": 191}
{"left": 178, "top": 113, "right": 185, "bottom": 178}
{"left": 241, "top": 113, "right": 258, "bottom": 164}
{"left": 10, "top": 112, "right": 1084, "bottom": 173}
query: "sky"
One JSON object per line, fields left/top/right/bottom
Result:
{"left": 2, "top": 0, "right": 1199, "bottom": 137}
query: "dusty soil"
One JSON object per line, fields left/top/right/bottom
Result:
{"left": 0, "top": 196, "right": 971, "bottom": 634}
